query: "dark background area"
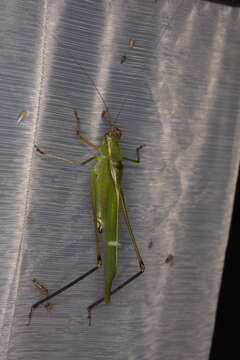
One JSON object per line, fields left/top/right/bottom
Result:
{"left": 204, "top": 2, "right": 239, "bottom": 358}
{"left": 203, "top": 0, "right": 240, "bottom": 7}
{"left": 209, "top": 164, "right": 240, "bottom": 359}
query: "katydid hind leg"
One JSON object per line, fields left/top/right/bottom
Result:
{"left": 120, "top": 190, "right": 145, "bottom": 270}
{"left": 28, "top": 167, "right": 103, "bottom": 324}
{"left": 27, "top": 263, "right": 101, "bottom": 325}
{"left": 87, "top": 269, "right": 144, "bottom": 326}
{"left": 87, "top": 190, "right": 145, "bottom": 324}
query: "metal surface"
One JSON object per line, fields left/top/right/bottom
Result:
{"left": 1, "top": 1, "right": 240, "bottom": 359}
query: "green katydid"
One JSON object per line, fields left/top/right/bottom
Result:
{"left": 28, "top": 96, "right": 145, "bottom": 325}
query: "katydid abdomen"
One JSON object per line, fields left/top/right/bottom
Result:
{"left": 91, "top": 143, "right": 123, "bottom": 303}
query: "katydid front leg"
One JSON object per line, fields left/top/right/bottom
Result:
{"left": 74, "top": 111, "right": 98, "bottom": 150}
{"left": 35, "top": 111, "right": 98, "bottom": 165}
{"left": 123, "top": 144, "right": 146, "bottom": 163}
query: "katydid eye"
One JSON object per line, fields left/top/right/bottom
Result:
{"left": 97, "top": 219, "right": 103, "bottom": 233}
{"left": 115, "top": 128, "right": 122, "bottom": 138}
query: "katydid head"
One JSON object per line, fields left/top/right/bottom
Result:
{"left": 105, "top": 126, "right": 122, "bottom": 142}
{"left": 101, "top": 93, "right": 129, "bottom": 142}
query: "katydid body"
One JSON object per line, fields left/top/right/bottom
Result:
{"left": 29, "top": 111, "right": 145, "bottom": 324}
{"left": 91, "top": 127, "right": 123, "bottom": 303}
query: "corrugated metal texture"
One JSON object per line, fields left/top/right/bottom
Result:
{"left": 0, "top": 1, "right": 239, "bottom": 359}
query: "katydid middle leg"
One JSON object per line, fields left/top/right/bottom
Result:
{"left": 35, "top": 145, "right": 97, "bottom": 167}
